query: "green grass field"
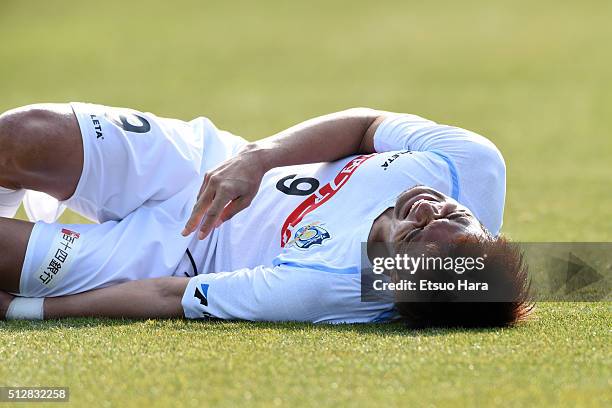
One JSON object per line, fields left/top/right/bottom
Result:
{"left": 0, "top": 0, "right": 610, "bottom": 406}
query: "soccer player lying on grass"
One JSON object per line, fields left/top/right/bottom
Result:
{"left": 0, "top": 103, "right": 531, "bottom": 327}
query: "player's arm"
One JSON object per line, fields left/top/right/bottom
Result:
{"left": 0, "top": 278, "right": 189, "bottom": 320}
{"left": 183, "top": 108, "right": 388, "bottom": 239}
{"left": 244, "top": 108, "right": 386, "bottom": 167}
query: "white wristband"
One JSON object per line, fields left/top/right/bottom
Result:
{"left": 6, "top": 297, "right": 44, "bottom": 320}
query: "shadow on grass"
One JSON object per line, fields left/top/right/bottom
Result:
{"left": 0, "top": 318, "right": 140, "bottom": 332}
{"left": 204, "top": 320, "right": 510, "bottom": 338}
{"left": 0, "top": 317, "right": 509, "bottom": 337}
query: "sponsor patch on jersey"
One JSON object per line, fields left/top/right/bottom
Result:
{"left": 288, "top": 223, "right": 331, "bottom": 249}
{"left": 280, "top": 154, "right": 375, "bottom": 246}
{"left": 37, "top": 228, "right": 83, "bottom": 289}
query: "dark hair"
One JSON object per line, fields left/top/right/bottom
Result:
{"left": 393, "top": 235, "right": 533, "bottom": 328}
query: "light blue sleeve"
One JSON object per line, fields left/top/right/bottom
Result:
{"left": 373, "top": 114, "right": 503, "bottom": 165}
{"left": 181, "top": 264, "right": 394, "bottom": 323}
{"left": 373, "top": 114, "right": 506, "bottom": 234}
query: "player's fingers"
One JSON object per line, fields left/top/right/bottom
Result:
{"left": 219, "top": 196, "right": 252, "bottom": 224}
{"left": 197, "top": 173, "right": 211, "bottom": 200}
{"left": 182, "top": 184, "right": 216, "bottom": 236}
{"left": 198, "top": 191, "right": 232, "bottom": 240}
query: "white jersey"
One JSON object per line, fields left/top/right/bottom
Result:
{"left": 181, "top": 114, "right": 506, "bottom": 323}
{"left": 20, "top": 103, "right": 243, "bottom": 298}
{"left": 19, "top": 104, "right": 505, "bottom": 322}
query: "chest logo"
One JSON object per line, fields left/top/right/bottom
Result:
{"left": 289, "top": 223, "right": 331, "bottom": 249}
{"left": 280, "top": 154, "right": 375, "bottom": 247}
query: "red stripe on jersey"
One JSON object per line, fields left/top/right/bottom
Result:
{"left": 61, "top": 228, "right": 81, "bottom": 239}
{"left": 280, "top": 154, "right": 375, "bottom": 247}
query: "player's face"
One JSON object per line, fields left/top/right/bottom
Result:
{"left": 389, "top": 186, "right": 485, "bottom": 244}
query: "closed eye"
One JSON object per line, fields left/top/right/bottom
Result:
{"left": 447, "top": 212, "right": 470, "bottom": 221}
{"left": 404, "top": 227, "right": 422, "bottom": 243}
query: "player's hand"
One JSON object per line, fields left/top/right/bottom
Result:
{"left": 182, "top": 144, "right": 269, "bottom": 240}
{"left": 0, "top": 290, "right": 15, "bottom": 320}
